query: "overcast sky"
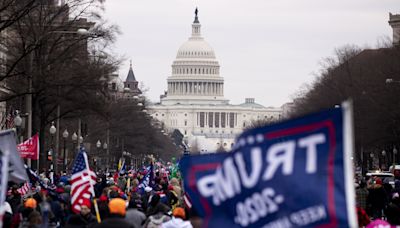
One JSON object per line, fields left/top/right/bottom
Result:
{"left": 102, "top": 0, "right": 400, "bottom": 107}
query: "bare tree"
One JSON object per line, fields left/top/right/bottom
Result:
{"left": 291, "top": 45, "right": 400, "bottom": 170}
{"left": 2, "top": 0, "right": 119, "bottom": 169}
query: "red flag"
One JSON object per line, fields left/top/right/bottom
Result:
{"left": 17, "top": 134, "right": 39, "bottom": 160}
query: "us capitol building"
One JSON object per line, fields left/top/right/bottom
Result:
{"left": 148, "top": 10, "right": 282, "bottom": 153}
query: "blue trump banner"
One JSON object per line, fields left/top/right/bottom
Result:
{"left": 180, "top": 102, "right": 356, "bottom": 227}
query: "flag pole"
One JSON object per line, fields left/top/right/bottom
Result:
{"left": 93, "top": 198, "right": 101, "bottom": 223}
{"left": 82, "top": 149, "right": 95, "bottom": 196}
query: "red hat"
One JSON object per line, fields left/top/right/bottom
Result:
{"left": 81, "top": 199, "right": 92, "bottom": 209}
{"left": 375, "top": 178, "right": 382, "bottom": 185}
{"left": 168, "top": 185, "right": 174, "bottom": 191}
{"left": 99, "top": 195, "right": 108, "bottom": 202}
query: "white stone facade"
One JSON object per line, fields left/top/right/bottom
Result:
{"left": 389, "top": 13, "right": 400, "bottom": 45}
{"left": 148, "top": 11, "right": 282, "bottom": 153}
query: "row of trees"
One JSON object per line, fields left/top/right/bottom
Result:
{"left": 0, "top": 0, "right": 180, "bottom": 172}
{"left": 290, "top": 43, "right": 400, "bottom": 170}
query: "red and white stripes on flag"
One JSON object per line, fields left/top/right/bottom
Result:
{"left": 183, "top": 192, "right": 192, "bottom": 209}
{"left": 70, "top": 147, "right": 96, "bottom": 214}
{"left": 17, "top": 182, "right": 31, "bottom": 196}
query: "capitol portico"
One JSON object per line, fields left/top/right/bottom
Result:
{"left": 148, "top": 9, "right": 282, "bottom": 153}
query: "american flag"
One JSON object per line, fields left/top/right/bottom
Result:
{"left": 17, "top": 182, "right": 31, "bottom": 196}
{"left": 138, "top": 164, "right": 153, "bottom": 192}
{"left": 70, "top": 147, "right": 96, "bottom": 214}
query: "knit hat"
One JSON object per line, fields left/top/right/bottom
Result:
{"left": 173, "top": 207, "right": 186, "bottom": 219}
{"left": 81, "top": 198, "right": 92, "bottom": 209}
{"left": 24, "top": 198, "right": 37, "bottom": 209}
{"left": 108, "top": 198, "right": 126, "bottom": 216}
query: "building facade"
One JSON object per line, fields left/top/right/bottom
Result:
{"left": 108, "top": 62, "right": 142, "bottom": 101}
{"left": 148, "top": 10, "right": 282, "bottom": 153}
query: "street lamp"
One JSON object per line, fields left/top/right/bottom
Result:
{"left": 14, "top": 110, "right": 22, "bottom": 127}
{"left": 71, "top": 132, "right": 77, "bottom": 159}
{"left": 369, "top": 152, "right": 374, "bottom": 170}
{"left": 62, "top": 129, "right": 69, "bottom": 172}
{"left": 14, "top": 110, "right": 23, "bottom": 143}
{"left": 96, "top": 140, "right": 101, "bottom": 170}
{"left": 49, "top": 121, "right": 57, "bottom": 171}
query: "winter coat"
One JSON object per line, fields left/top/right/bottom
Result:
{"left": 368, "top": 184, "right": 388, "bottom": 210}
{"left": 161, "top": 217, "right": 193, "bottom": 228}
{"left": 65, "top": 213, "right": 97, "bottom": 228}
{"left": 125, "top": 209, "right": 146, "bottom": 228}
{"left": 92, "top": 215, "right": 133, "bottom": 228}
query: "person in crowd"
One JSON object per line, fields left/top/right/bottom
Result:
{"left": 169, "top": 178, "right": 182, "bottom": 199}
{"left": 146, "top": 194, "right": 170, "bottom": 217}
{"left": 27, "top": 210, "right": 43, "bottom": 228}
{"left": 356, "top": 206, "right": 370, "bottom": 228}
{"left": 125, "top": 197, "right": 146, "bottom": 228}
{"left": 66, "top": 199, "right": 97, "bottom": 227}
{"left": 367, "top": 178, "right": 387, "bottom": 219}
{"left": 117, "top": 174, "right": 127, "bottom": 192}
{"left": 356, "top": 181, "right": 369, "bottom": 211}
{"left": 93, "top": 198, "right": 133, "bottom": 228}
{"left": 2, "top": 201, "right": 13, "bottom": 228}
{"left": 385, "top": 193, "right": 400, "bottom": 225}
{"left": 59, "top": 172, "right": 69, "bottom": 185}
{"left": 141, "top": 186, "right": 153, "bottom": 212}
{"left": 166, "top": 185, "right": 179, "bottom": 210}
{"left": 393, "top": 180, "right": 400, "bottom": 195}
{"left": 8, "top": 184, "right": 22, "bottom": 213}
{"left": 19, "top": 198, "right": 39, "bottom": 227}
{"left": 161, "top": 207, "right": 193, "bottom": 228}
{"left": 94, "top": 176, "right": 107, "bottom": 198}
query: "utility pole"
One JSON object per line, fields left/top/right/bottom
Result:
{"left": 54, "top": 104, "right": 60, "bottom": 174}
{"left": 26, "top": 51, "right": 33, "bottom": 168}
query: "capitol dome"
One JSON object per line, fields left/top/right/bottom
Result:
{"left": 161, "top": 8, "right": 228, "bottom": 106}
{"left": 176, "top": 39, "right": 216, "bottom": 59}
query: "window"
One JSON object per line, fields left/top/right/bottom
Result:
{"left": 200, "top": 112, "right": 205, "bottom": 128}
{"left": 229, "top": 113, "right": 235, "bottom": 128}
{"left": 221, "top": 112, "right": 226, "bottom": 128}
{"left": 208, "top": 112, "right": 213, "bottom": 127}
{"left": 215, "top": 112, "right": 220, "bottom": 128}
{"left": 185, "top": 113, "right": 187, "bottom": 116}
{"left": 111, "top": 83, "right": 116, "bottom": 91}
{"left": 184, "top": 130, "right": 187, "bottom": 135}
{"left": 184, "top": 120, "right": 187, "bottom": 126}
{"left": 162, "top": 114, "right": 164, "bottom": 116}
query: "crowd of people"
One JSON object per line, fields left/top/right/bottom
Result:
{"left": 2, "top": 166, "right": 197, "bottom": 228}
{"left": 4, "top": 163, "right": 400, "bottom": 227}
{"left": 355, "top": 176, "right": 400, "bottom": 227}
